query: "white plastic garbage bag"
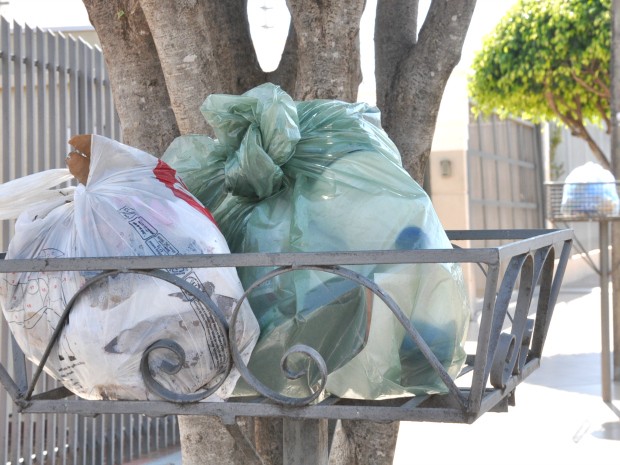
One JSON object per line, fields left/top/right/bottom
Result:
{"left": 0, "top": 135, "right": 259, "bottom": 401}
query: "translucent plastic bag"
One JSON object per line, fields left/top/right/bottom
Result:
{"left": 0, "top": 135, "right": 259, "bottom": 401}
{"left": 163, "top": 83, "right": 470, "bottom": 400}
{"left": 0, "top": 168, "right": 75, "bottom": 220}
{"left": 561, "top": 162, "right": 620, "bottom": 216}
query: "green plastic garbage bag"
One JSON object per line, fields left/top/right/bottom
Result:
{"left": 162, "top": 83, "right": 470, "bottom": 400}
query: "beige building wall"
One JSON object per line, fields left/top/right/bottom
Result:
{"left": 429, "top": 149, "right": 468, "bottom": 229}
{"left": 428, "top": 67, "right": 478, "bottom": 309}
{"left": 429, "top": 67, "right": 470, "bottom": 231}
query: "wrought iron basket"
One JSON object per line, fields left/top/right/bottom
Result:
{"left": 545, "top": 181, "right": 620, "bottom": 221}
{"left": 0, "top": 229, "right": 572, "bottom": 426}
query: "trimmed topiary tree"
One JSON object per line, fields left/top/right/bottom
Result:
{"left": 469, "top": 0, "right": 611, "bottom": 169}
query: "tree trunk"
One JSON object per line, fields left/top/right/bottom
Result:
{"left": 137, "top": 0, "right": 217, "bottom": 135}
{"left": 544, "top": 89, "right": 612, "bottom": 170}
{"left": 333, "top": 420, "right": 400, "bottom": 465}
{"left": 286, "top": 0, "right": 365, "bottom": 101}
{"left": 82, "top": 0, "right": 179, "bottom": 155}
{"left": 376, "top": 0, "right": 477, "bottom": 184}
{"left": 81, "top": 2, "right": 477, "bottom": 464}
{"left": 139, "top": 0, "right": 266, "bottom": 136}
{"left": 178, "top": 416, "right": 257, "bottom": 464}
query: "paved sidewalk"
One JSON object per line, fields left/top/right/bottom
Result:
{"left": 393, "top": 278, "right": 620, "bottom": 465}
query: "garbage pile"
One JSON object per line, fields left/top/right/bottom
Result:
{"left": 163, "top": 83, "right": 470, "bottom": 400}
{"left": 0, "top": 135, "right": 259, "bottom": 401}
{"left": 0, "top": 83, "right": 472, "bottom": 402}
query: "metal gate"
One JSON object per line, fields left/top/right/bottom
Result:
{"left": 467, "top": 113, "right": 545, "bottom": 238}
{"left": 0, "top": 18, "right": 179, "bottom": 464}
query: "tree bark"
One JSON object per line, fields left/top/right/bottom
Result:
{"left": 200, "top": 0, "right": 266, "bottom": 94}
{"left": 82, "top": 0, "right": 179, "bottom": 155}
{"left": 178, "top": 416, "right": 256, "bottom": 464}
{"left": 376, "top": 0, "right": 477, "bottom": 184}
{"left": 334, "top": 420, "right": 399, "bottom": 465}
{"left": 137, "top": 0, "right": 216, "bottom": 135}
{"left": 286, "top": 0, "right": 365, "bottom": 101}
{"left": 81, "top": 2, "right": 477, "bottom": 464}
{"left": 139, "top": 0, "right": 265, "bottom": 136}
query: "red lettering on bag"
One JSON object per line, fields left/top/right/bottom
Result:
{"left": 153, "top": 160, "right": 218, "bottom": 225}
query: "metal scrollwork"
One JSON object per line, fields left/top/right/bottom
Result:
{"left": 0, "top": 229, "right": 574, "bottom": 424}
{"left": 490, "top": 245, "right": 556, "bottom": 389}
{"left": 27, "top": 268, "right": 231, "bottom": 403}
{"left": 138, "top": 269, "right": 232, "bottom": 402}
{"left": 228, "top": 264, "right": 466, "bottom": 408}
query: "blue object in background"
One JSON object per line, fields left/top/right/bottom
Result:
{"left": 395, "top": 226, "right": 429, "bottom": 250}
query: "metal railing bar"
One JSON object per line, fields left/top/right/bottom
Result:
{"left": 226, "top": 264, "right": 463, "bottom": 408}
{"left": 400, "top": 395, "right": 430, "bottom": 410}
{"left": 467, "top": 262, "right": 501, "bottom": 411}
{"left": 446, "top": 228, "right": 566, "bottom": 241}
{"left": 28, "top": 386, "right": 74, "bottom": 401}
{"left": 227, "top": 395, "right": 265, "bottom": 403}
{"left": 485, "top": 254, "right": 528, "bottom": 383}
{"left": 531, "top": 238, "right": 572, "bottom": 355}
{"left": 496, "top": 235, "right": 571, "bottom": 262}
{"left": 0, "top": 248, "right": 501, "bottom": 274}
{"left": 1, "top": 233, "right": 571, "bottom": 273}
{"left": 21, "top": 398, "right": 471, "bottom": 423}
{"left": 0, "top": 361, "right": 20, "bottom": 400}
{"left": 10, "top": 332, "right": 29, "bottom": 395}
{"left": 317, "top": 396, "right": 341, "bottom": 407}
{"left": 477, "top": 357, "right": 540, "bottom": 417}
{"left": 0, "top": 229, "right": 573, "bottom": 434}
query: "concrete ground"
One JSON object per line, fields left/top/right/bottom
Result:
{"left": 393, "top": 270, "right": 620, "bottom": 465}
{"left": 134, "top": 262, "right": 620, "bottom": 465}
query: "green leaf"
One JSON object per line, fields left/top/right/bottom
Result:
{"left": 469, "top": 0, "right": 611, "bottom": 128}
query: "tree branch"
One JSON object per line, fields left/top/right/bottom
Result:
{"left": 285, "top": 0, "right": 365, "bottom": 100}
{"left": 376, "top": 0, "right": 477, "bottom": 183}
{"left": 375, "top": 0, "right": 419, "bottom": 113}
{"left": 571, "top": 67, "right": 610, "bottom": 99}
{"left": 545, "top": 88, "right": 611, "bottom": 170}
{"left": 596, "top": 98, "right": 612, "bottom": 133}
{"left": 138, "top": 0, "right": 266, "bottom": 135}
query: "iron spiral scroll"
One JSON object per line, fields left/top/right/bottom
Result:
{"left": 226, "top": 264, "right": 466, "bottom": 407}
{"left": 487, "top": 245, "right": 557, "bottom": 391}
{"left": 24, "top": 262, "right": 468, "bottom": 407}
{"left": 25, "top": 268, "right": 234, "bottom": 403}
{"left": 135, "top": 243, "right": 564, "bottom": 408}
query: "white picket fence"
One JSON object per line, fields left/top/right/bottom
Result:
{"left": 0, "top": 17, "right": 179, "bottom": 465}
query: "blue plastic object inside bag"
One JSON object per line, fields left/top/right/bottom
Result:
{"left": 162, "top": 83, "right": 470, "bottom": 400}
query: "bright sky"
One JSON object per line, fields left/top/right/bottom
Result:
{"left": 1, "top": 0, "right": 518, "bottom": 55}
